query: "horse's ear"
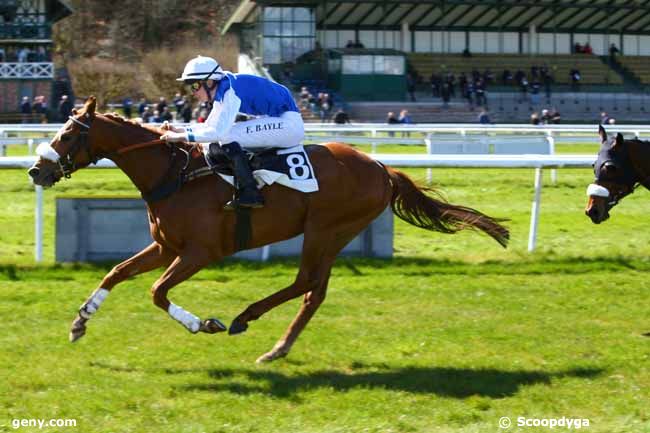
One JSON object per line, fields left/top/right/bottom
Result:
{"left": 84, "top": 96, "right": 96, "bottom": 115}
{"left": 598, "top": 124, "right": 607, "bottom": 143}
{"left": 612, "top": 132, "right": 625, "bottom": 150}
{"left": 71, "top": 108, "right": 78, "bottom": 115}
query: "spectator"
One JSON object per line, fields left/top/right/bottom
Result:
{"left": 550, "top": 108, "right": 561, "bottom": 124}
{"left": 609, "top": 43, "right": 620, "bottom": 64}
{"left": 0, "top": 47, "right": 4, "bottom": 62}
{"left": 542, "top": 68, "right": 553, "bottom": 102}
{"left": 430, "top": 73, "right": 441, "bottom": 98}
{"left": 20, "top": 96, "right": 31, "bottom": 123}
{"left": 398, "top": 109, "right": 412, "bottom": 125}
{"left": 58, "top": 95, "right": 73, "bottom": 121}
{"left": 156, "top": 97, "right": 167, "bottom": 115}
{"left": 465, "top": 80, "right": 475, "bottom": 110}
{"left": 122, "top": 97, "right": 133, "bottom": 119}
{"left": 446, "top": 72, "right": 456, "bottom": 97}
{"left": 583, "top": 42, "right": 593, "bottom": 55}
{"left": 462, "top": 48, "right": 472, "bottom": 57}
{"left": 345, "top": 40, "right": 355, "bottom": 48}
{"left": 406, "top": 73, "right": 416, "bottom": 102}
{"left": 530, "top": 112, "right": 540, "bottom": 125}
{"left": 570, "top": 68, "right": 581, "bottom": 91}
{"left": 160, "top": 106, "right": 173, "bottom": 122}
{"left": 478, "top": 109, "right": 491, "bottom": 124}
{"left": 600, "top": 111, "right": 610, "bottom": 125}
{"left": 541, "top": 109, "right": 552, "bottom": 124}
{"left": 180, "top": 97, "right": 192, "bottom": 123}
{"left": 173, "top": 92, "right": 184, "bottom": 113}
{"left": 459, "top": 72, "right": 468, "bottom": 98}
{"left": 441, "top": 81, "right": 451, "bottom": 107}
{"left": 574, "top": 42, "right": 583, "bottom": 54}
{"left": 475, "top": 78, "right": 487, "bottom": 108}
{"left": 152, "top": 110, "right": 162, "bottom": 123}
{"left": 137, "top": 98, "right": 148, "bottom": 117}
{"left": 17, "top": 47, "right": 29, "bottom": 62}
{"left": 519, "top": 77, "right": 529, "bottom": 103}
{"left": 530, "top": 78, "right": 541, "bottom": 106}
{"left": 386, "top": 111, "right": 399, "bottom": 136}
{"left": 142, "top": 106, "right": 154, "bottom": 123}
{"left": 331, "top": 108, "right": 351, "bottom": 124}
{"left": 502, "top": 69, "right": 513, "bottom": 86}
{"left": 386, "top": 111, "right": 399, "bottom": 124}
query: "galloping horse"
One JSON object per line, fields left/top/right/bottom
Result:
{"left": 29, "top": 97, "right": 508, "bottom": 363}
{"left": 586, "top": 125, "right": 650, "bottom": 224}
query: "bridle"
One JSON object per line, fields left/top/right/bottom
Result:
{"left": 592, "top": 138, "right": 650, "bottom": 207}
{"left": 59, "top": 115, "right": 98, "bottom": 178}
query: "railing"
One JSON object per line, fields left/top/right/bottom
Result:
{"left": 0, "top": 62, "right": 53, "bottom": 79}
{"left": 1, "top": 153, "right": 594, "bottom": 262}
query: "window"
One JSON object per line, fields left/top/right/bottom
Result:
{"left": 261, "top": 6, "right": 315, "bottom": 64}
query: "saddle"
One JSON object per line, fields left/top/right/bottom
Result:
{"left": 207, "top": 145, "right": 285, "bottom": 176}
{"left": 204, "top": 144, "right": 319, "bottom": 193}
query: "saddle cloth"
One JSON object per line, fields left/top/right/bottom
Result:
{"left": 205, "top": 145, "right": 319, "bottom": 193}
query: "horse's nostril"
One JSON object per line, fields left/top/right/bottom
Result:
{"left": 28, "top": 167, "right": 40, "bottom": 179}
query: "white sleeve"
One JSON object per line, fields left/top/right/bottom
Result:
{"left": 184, "top": 88, "right": 242, "bottom": 143}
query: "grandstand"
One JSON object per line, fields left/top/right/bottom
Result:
{"left": 615, "top": 56, "right": 650, "bottom": 85}
{"left": 407, "top": 53, "right": 623, "bottom": 85}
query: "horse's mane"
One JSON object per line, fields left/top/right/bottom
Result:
{"left": 102, "top": 112, "right": 162, "bottom": 136}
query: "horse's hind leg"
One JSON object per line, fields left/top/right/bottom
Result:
{"left": 70, "top": 242, "right": 175, "bottom": 342}
{"left": 231, "top": 210, "right": 382, "bottom": 362}
{"left": 255, "top": 266, "right": 333, "bottom": 363}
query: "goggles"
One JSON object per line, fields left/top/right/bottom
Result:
{"left": 187, "top": 81, "right": 202, "bottom": 92}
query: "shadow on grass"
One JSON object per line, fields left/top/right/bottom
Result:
{"left": 3, "top": 254, "right": 649, "bottom": 281}
{"left": 176, "top": 365, "right": 603, "bottom": 399}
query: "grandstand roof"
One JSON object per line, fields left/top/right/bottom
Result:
{"left": 223, "top": 0, "right": 650, "bottom": 35}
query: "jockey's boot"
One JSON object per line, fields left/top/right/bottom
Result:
{"left": 218, "top": 141, "right": 264, "bottom": 211}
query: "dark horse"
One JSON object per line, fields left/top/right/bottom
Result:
{"left": 28, "top": 97, "right": 508, "bottom": 363}
{"left": 586, "top": 125, "right": 650, "bottom": 224}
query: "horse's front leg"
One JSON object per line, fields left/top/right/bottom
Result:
{"left": 150, "top": 247, "right": 226, "bottom": 335}
{"left": 70, "top": 242, "right": 175, "bottom": 342}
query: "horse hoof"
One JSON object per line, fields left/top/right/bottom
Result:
{"left": 228, "top": 320, "right": 248, "bottom": 335}
{"left": 69, "top": 317, "right": 87, "bottom": 343}
{"left": 200, "top": 318, "right": 227, "bottom": 334}
{"left": 256, "top": 350, "right": 288, "bottom": 364}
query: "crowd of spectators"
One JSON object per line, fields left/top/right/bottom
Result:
{"left": 298, "top": 86, "right": 337, "bottom": 122}
{"left": 530, "top": 108, "right": 562, "bottom": 125}
{"left": 429, "top": 68, "right": 492, "bottom": 109}
{"left": 0, "top": 45, "right": 50, "bottom": 62}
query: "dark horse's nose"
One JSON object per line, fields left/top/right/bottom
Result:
{"left": 28, "top": 166, "right": 40, "bottom": 179}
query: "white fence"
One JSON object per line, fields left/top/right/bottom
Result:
{"left": 0, "top": 62, "right": 53, "bottom": 79}
{"left": 1, "top": 153, "right": 594, "bottom": 261}
{"left": 0, "top": 122, "right": 616, "bottom": 261}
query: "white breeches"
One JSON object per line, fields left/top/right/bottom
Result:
{"left": 221, "top": 111, "right": 304, "bottom": 149}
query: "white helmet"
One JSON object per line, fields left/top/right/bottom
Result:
{"left": 176, "top": 55, "right": 225, "bottom": 81}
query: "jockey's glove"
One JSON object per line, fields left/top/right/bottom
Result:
{"left": 160, "top": 131, "right": 187, "bottom": 143}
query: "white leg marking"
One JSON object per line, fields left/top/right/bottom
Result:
{"left": 168, "top": 303, "right": 201, "bottom": 333}
{"left": 79, "top": 288, "right": 110, "bottom": 319}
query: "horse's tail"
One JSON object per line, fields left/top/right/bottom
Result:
{"left": 385, "top": 165, "right": 509, "bottom": 248}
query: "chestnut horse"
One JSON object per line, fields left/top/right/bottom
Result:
{"left": 586, "top": 125, "right": 650, "bottom": 224}
{"left": 29, "top": 97, "right": 508, "bottom": 363}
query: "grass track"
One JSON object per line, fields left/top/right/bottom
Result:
{"left": 0, "top": 142, "right": 649, "bottom": 432}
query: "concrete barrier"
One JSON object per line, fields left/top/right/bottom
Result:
{"left": 56, "top": 197, "right": 393, "bottom": 262}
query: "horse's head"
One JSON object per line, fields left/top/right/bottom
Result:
{"left": 28, "top": 96, "right": 104, "bottom": 187}
{"left": 585, "top": 125, "right": 637, "bottom": 224}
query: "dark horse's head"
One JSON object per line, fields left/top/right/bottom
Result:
{"left": 585, "top": 125, "right": 648, "bottom": 224}
{"left": 28, "top": 96, "right": 102, "bottom": 187}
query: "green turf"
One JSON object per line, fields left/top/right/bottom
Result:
{"left": 1, "top": 142, "right": 649, "bottom": 433}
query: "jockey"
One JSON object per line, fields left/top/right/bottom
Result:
{"left": 161, "top": 55, "right": 304, "bottom": 210}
